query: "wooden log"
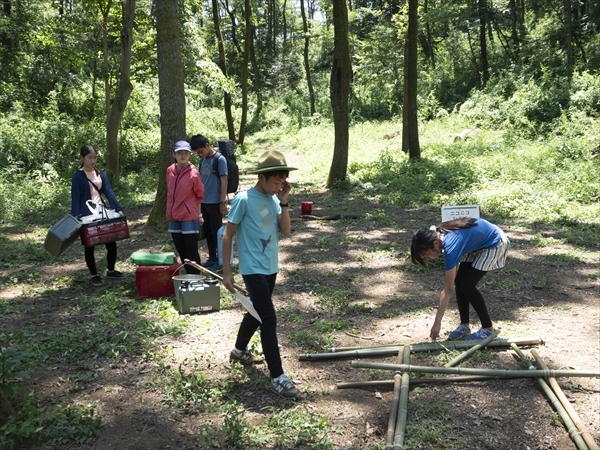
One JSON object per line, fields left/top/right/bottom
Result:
{"left": 383, "top": 130, "right": 400, "bottom": 140}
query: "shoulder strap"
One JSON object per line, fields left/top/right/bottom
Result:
{"left": 86, "top": 171, "right": 106, "bottom": 205}
{"left": 212, "top": 151, "right": 223, "bottom": 177}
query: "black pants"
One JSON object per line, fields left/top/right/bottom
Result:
{"left": 201, "top": 203, "right": 223, "bottom": 262}
{"left": 455, "top": 262, "right": 492, "bottom": 328}
{"left": 171, "top": 232, "right": 201, "bottom": 274}
{"left": 84, "top": 242, "right": 117, "bottom": 276}
{"left": 234, "top": 273, "right": 283, "bottom": 379}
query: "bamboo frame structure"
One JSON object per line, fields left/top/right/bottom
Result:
{"left": 385, "top": 349, "right": 404, "bottom": 448}
{"left": 299, "top": 337, "right": 544, "bottom": 361}
{"left": 511, "top": 344, "right": 590, "bottom": 450}
{"left": 393, "top": 346, "right": 411, "bottom": 449}
{"left": 444, "top": 329, "right": 500, "bottom": 367}
{"left": 330, "top": 336, "right": 545, "bottom": 353}
{"left": 351, "top": 360, "right": 600, "bottom": 378}
{"left": 530, "top": 349, "right": 599, "bottom": 450}
{"left": 337, "top": 374, "right": 527, "bottom": 389}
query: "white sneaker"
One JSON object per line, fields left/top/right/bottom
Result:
{"left": 271, "top": 374, "right": 298, "bottom": 399}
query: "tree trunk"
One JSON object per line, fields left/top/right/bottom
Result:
{"left": 326, "top": 0, "right": 351, "bottom": 188}
{"left": 213, "top": 0, "right": 236, "bottom": 142}
{"left": 478, "top": 0, "right": 489, "bottom": 86}
{"left": 148, "top": 0, "right": 186, "bottom": 228}
{"left": 300, "top": 0, "right": 315, "bottom": 115}
{"left": 402, "top": 0, "right": 420, "bottom": 158}
{"left": 563, "top": 0, "right": 574, "bottom": 75}
{"left": 106, "top": 0, "right": 135, "bottom": 182}
{"left": 249, "top": 24, "right": 263, "bottom": 124}
{"left": 424, "top": 0, "right": 435, "bottom": 69}
{"left": 238, "top": 0, "right": 252, "bottom": 144}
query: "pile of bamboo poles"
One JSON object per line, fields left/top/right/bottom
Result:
{"left": 300, "top": 336, "right": 599, "bottom": 449}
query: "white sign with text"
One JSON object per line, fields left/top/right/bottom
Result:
{"left": 441, "top": 205, "right": 480, "bottom": 222}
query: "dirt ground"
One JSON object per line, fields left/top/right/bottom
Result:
{"left": 2, "top": 192, "right": 599, "bottom": 449}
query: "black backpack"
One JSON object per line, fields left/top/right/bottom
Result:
{"left": 212, "top": 151, "right": 239, "bottom": 194}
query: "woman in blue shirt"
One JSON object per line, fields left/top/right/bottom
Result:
{"left": 411, "top": 217, "right": 510, "bottom": 340}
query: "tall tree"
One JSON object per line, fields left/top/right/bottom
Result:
{"left": 563, "top": 0, "right": 574, "bottom": 75}
{"left": 478, "top": 0, "right": 489, "bottom": 85}
{"left": 402, "top": 0, "right": 420, "bottom": 158}
{"left": 213, "top": 0, "right": 236, "bottom": 141}
{"left": 105, "top": 0, "right": 135, "bottom": 181}
{"left": 326, "top": 0, "right": 352, "bottom": 188}
{"left": 148, "top": 0, "right": 186, "bottom": 227}
{"left": 238, "top": 0, "right": 252, "bottom": 144}
{"left": 300, "top": 0, "right": 315, "bottom": 115}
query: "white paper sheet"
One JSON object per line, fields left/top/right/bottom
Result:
{"left": 235, "top": 291, "right": 262, "bottom": 323}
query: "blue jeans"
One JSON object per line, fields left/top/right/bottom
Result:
{"left": 235, "top": 273, "right": 282, "bottom": 379}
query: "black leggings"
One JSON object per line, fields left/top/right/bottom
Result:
{"left": 171, "top": 232, "right": 201, "bottom": 274}
{"left": 454, "top": 262, "right": 492, "bottom": 328}
{"left": 84, "top": 242, "right": 117, "bottom": 276}
{"left": 201, "top": 203, "right": 223, "bottom": 261}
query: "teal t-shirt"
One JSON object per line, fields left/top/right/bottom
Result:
{"left": 227, "top": 187, "right": 281, "bottom": 275}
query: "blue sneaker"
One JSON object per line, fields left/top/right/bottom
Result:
{"left": 466, "top": 328, "right": 494, "bottom": 340}
{"left": 448, "top": 324, "right": 471, "bottom": 340}
{"left": 212, "top": 264, "right": 223, "bottom": 273}
{"left": 202, "top": 259, "right": 218, "bottom": 269}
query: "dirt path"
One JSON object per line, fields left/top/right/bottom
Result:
{"left": 1, "top": 202, "right": 599, "bottom": 449}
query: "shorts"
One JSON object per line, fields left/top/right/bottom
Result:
{"left": 168, "top": 220, "right": 200, "bottom": 234}
{"left": 462, "top": 230, "right": 510, "bottom": 271}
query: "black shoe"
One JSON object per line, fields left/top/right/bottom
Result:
{"left": 106, "top": 270, "right": 125, "bottom": 279}
{"left": 90, "top": 275, "right": 103, "bottom": 286}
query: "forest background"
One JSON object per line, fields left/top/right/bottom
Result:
{"left": 0, "top": 0, "right": 599, "bottom": 448}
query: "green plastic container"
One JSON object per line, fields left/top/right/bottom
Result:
{"left": 44, "top": 214, "right": 82, "bottom": 257}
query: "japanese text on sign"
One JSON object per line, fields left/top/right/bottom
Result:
{"left": 441, "top": 205, "right": 480, "bottom": 222}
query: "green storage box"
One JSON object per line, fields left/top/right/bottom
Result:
{"left": 174, "top": 277, "right": 220, "bottom": 314}
{"left": 44, "top": 214, "right": 82, "bottom": 257}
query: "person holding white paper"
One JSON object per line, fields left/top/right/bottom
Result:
{"left": 221, "top": 150, "right": 299, "bottom": 399}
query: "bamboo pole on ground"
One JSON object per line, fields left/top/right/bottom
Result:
{"left": 299, "top": 337, "right": 544, "bottom": 361}
{"left": 351, "top": 361, "right": 600, "bottom": 379}
{"left": 337, "top": 375, "right": 521, "bottom": 389}
{"left": 530, "top": 349, "right": 599, "bottom": 450}
{"left": 392, "top": 346, "right": 411, "bottom": 449}
{"left": 511, "top": 344, "right": 589, "bottom": 450}
{"left": 385, "top": 349, "right": 404, "bottom": 448}
{"left": 329, "top": 337, "right": 545, "bottom": 353}
{"left": 444, "top": 330, "right": 501, "bottom": 367}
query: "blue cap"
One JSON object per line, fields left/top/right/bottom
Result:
{"left": 173, "top": 140, "right": 192, "bottom": 152}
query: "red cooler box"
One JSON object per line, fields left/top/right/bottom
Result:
{"left": 81, "top": 217, "right": 130, "bottom": 247}
{"left": 136, "top": 263, "right": 180, "bottom": 298}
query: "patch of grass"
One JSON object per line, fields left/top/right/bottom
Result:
{"left": 531, "top": 233, "right": 564, "bottom": 247}
{"left": 316, "top": 287, "right": 354, "bottom": 312}
{"left": 0, "top": 401, "right": 101, "bottom": 449}
{"left": 314, "top": 318, "right": 352, "bottom": 333}
{"left": 288, "top": 329, "right": 334, "bottom": 352}
{"left": 161, "top": 356, "right": 222, "bottom": 414}
{"left": 262, "top": 406, "right": 332, "bottom": 449}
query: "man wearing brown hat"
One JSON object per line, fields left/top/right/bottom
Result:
{"left": 221, "top": 150, "right": 299, "bottom": 399}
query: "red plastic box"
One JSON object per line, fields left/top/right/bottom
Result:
{"left": 136, "top": 263, "right": 181, "bottom": 299}
{"left": 81, "top": 217, "right": 130, "bottom": 247}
